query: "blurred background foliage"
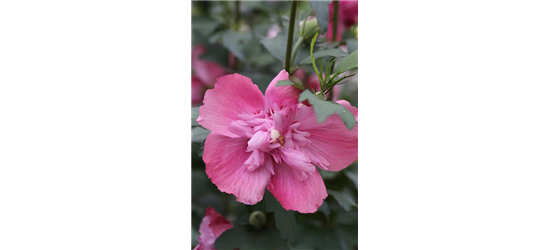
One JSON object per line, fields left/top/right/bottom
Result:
{"left": 192, "top": 1, "right": 358, "bottom": 249}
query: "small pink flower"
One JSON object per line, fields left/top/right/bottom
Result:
{"left": 192, "top": 75, "right": 207, "bottom": 106}
{"left": 266, "top": 25, "right": 281, "bottom": 39}
{"left": 193, "top": 208, "right": 233, "bottom": 250}
{"left": 192, "top": 45, "right": 227, "bottom": 87}
{"left": 197, "top": 70, "right": 358, "bottom": 213}
{"left": 327, "top": 0, "right": 358, "bottom": 41}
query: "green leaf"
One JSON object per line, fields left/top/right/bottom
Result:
{"left": 191, "top": 107, "right": 200, "bottom": 127}
{"left": 191, "top": 225, "right": 198, "bottom": 248}
{"left": 299, "top": 48, "right": 348, "bottom": 65}
{"left": 320, "top": 169, "right": 339, "bottom": 179}
{"left": 214, "top": 225, "right": 290, "bottom": 250}
{"left": 347, "top": 39, "right": 358, "bottom": 54}
{"left": 264, "top": 191, "right": 296, "bottom": 241}
{"left": 222, "top": 31, "right": 253, "bottom": 61}
{"left": 191, "top": 17, "right": 220, "bottom": 37}
{"left": 299, "top": 90, "right": 357, "bottom": 130}
{"left": 276, "top": 80, "right": 304, "bottom": 91}
{"left": 334, "top": 49, "right": 358, "bottom": 73}
{"left": 191, "top": 126, "right": 210, "bottom": 144}
{"left": 310, "top": 1, "right": 332, "bottom": 33}
{"left": 198, "top": 143, "right": 205, "bottom": 157}
{"left": 327, "top": 190, "right": 357, "bottom": 211}
{"left": 343, "top": 163, "right": 358, "bottom": 189}
{"left": 292, "top": 227, "right": 345, "bottom": 250}
{"left": 318, "top": 200, "right": 331, "bottom": 220}
{"left": 293, "top": 46, "right": 312, "bottom": 67}
{"left": 261, "top": 33, "right": 287, "bottom": 63}
{"left": 191, "top": 169, "right": 210, "bottom": 196}
{"left": 240, "top": 71, "right": 274, "bottom": 93}
{"left": 252, "top": 22, "right": 273, "bottom": 39}
{"left": 243, "top": 41, "right": 276, "bottom": 67}
{"left": 198, "top": 43, "right": 229, "bottom": 67}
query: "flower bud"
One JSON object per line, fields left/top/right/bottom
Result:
{"left": 249, "top": 211, "right": 267, "bottom": 228}
{"left": 301, "top": 18, "right": 320, "bottom": 40}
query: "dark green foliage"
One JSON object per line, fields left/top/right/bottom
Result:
{"left": 215, "top": 225, "right": 290, "bottom": 250}
{"left": 309, "top": 1, "right": 332, "bottom": 33}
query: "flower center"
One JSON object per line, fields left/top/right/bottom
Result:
{"left": 270, "top": 129, "right": 285, "bottom": 147}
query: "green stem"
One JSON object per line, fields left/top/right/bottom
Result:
{"left": 284, "top": 0, "right": 298, "bottom": 73}
{"left": 233, "top": 1, "right": 240, "bottom": 31}
{"left": 310, "top": 32, "right": 321, "bottom": 81}
{"left": 332, "top": 0, "right": 339, "bottom": 41}
{"left": 199, "top": 1, "right": 209, "bottom": 15}
{"left": 232, "top": 1, "right": 240, "bottom": 70}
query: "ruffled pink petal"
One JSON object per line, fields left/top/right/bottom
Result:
{"left": 279, "top": 148, "right": 316, "bottom": 176}
{"left": 194, "top": 207, "right": 233, "bottom": 250}
{"left": 247, "top": 130, "right": 270, "bottom": 152}
{"left": 204, "top": 208, "right": 233, "bottom": 238}
{"left": 192, "top": 75, "right": 206, "bottom": 106}
{"left": 264, "top": 70, "right": 301, "bottom": 112}
{"left": 203, "top": 133, "right": 272, "bottom": 205}
{"left": 267, "top": 162, "right": 327, "bottom": 213}
{"left": 192, "top": 45, "right": 227, "bottom": 86}
{"left": 196, "top": 216, "right": 215, "bottom": 250}
{"left": 295, "top": 103, "right": 358, "bottom": 171}
{"left": 198, "top": 74, "right": 265, "bottom": 138}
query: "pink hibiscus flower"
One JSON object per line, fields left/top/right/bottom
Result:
{"left": 327, "top": 0, "right": 359, "bottom": 41}
{"left": 193, "top": 207, "right": 233, "bottom": 250}
{"left": 197, "top": 70, "right": 358, "bottom": 213}
{"left": 192, "top": 45, "right": 227, "bottom": 87}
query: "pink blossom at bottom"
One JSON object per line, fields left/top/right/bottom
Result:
{"left": 193, "top": 208, "right": 233, "bottom": 250}
{"left": 197, "top": 70, "right": 358, "bottom": 213}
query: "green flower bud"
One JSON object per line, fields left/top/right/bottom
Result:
{"left": 301, "top": 18, "right": 320, "bottom": 40}
{"left": 249, "top": 211, "right": 267, "bottom": 228}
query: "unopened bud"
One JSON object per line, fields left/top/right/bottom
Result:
{"left": 249, "top": 211, "right": 267, "bottom": 228}
{"left": 301, "top": 18, "right": 320, "bottom": 39}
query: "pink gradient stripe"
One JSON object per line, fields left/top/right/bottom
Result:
{"left": 357, "top": 109, "right": 549, "bottom": 159}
